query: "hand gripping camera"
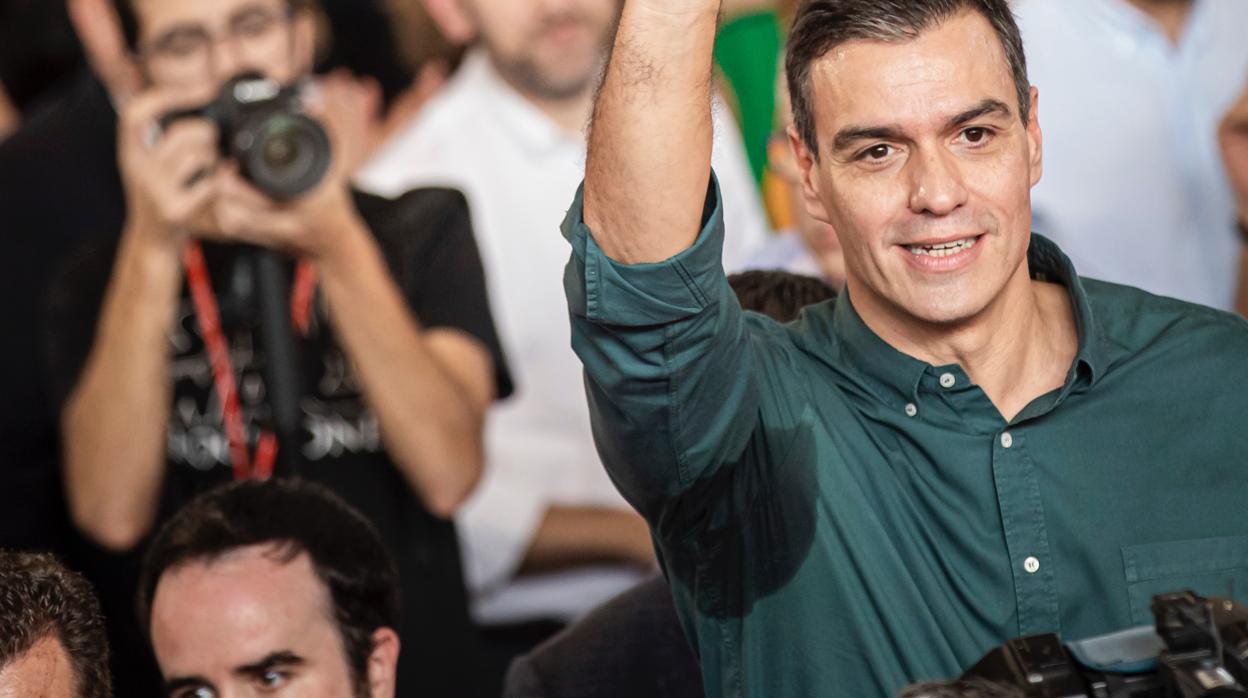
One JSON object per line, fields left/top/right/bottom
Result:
{"left": 902, "top": 591, "right": 1248, "bottom": 698}
{"left": 160, "top": 73, "right": 331, "bottom": 200}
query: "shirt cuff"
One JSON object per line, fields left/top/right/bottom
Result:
{"left": 562, "top": 171, "right": 728, "bottom": 327}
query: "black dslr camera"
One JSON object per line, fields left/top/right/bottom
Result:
{"left": 902, "top": 591, "right": 1248, "bottom": 697}
{"left": 160, "top": 73, "right": 331, "bottom": 200}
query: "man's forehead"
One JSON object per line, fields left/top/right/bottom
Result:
{"left": 132, "top": 0, "right": 284, "bottom": 35}
{"left": 808, "top": 11, "right": 1016, "bottom": 130}
{"left": 151, "top": 547, "right": 333, "bottom": 669}
{"left": 0, "top": 636, "right": 76, "bottom": 698}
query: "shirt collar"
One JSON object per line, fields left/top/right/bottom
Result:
{"left": 826, "top": 233, "right": 1107, "bottom": 410}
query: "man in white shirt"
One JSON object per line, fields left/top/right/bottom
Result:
{"left": 356, "top": 0, "right": 769, "bottom": 639}
{"left": 1014, "top": 0, "right": 1248, "bottom": 310}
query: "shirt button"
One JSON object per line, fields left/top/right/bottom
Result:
{"left": 939, "top": 373, "right": 956, "bottom": 389}
{"left": 1000, "top": 432, "right": 1014, "bottom": 449}
{"left": 904, "top": 403, "right": 918, "bottom": 418}
{"left": 1024, "top": 556, "right": 1041, "bottom": 574}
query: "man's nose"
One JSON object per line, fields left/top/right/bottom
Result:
{"left": 208, "top": 36, "right": 249, "bottom": 84}
{"left": 906, "top": 147, "right": 968, "bottom": 217}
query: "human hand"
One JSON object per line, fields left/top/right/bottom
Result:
{"left": 1221, "top": 82, "right": 1248, "bottom": 226}
{"left": 67, "top": 0, "right": 141, "bottom": 104}
{"left": 117, "top": 85, "right": 221, "bottom": 245}
{"left": 204, "top": 72, "right": 376, "bottom": 258}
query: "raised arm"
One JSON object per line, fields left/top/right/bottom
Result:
{"left": 564, "top": 0, "right": 787, "bottom": 539}
{"left": 583, "top": 0, "right": 722, "bottom": 264}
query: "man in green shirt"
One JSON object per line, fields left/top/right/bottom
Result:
{"left": 562, "top": 0, "right": 1248, "bottom": 696}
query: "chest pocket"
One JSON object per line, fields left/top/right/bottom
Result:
{"left": 1122, "top": 536, "right": 1248, "bottom": 626}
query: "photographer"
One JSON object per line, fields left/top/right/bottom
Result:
{"left": 44, "top": 0, "right": 511, "bottom": 694}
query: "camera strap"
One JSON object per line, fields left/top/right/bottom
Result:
{"left": 182, "top": 240, "right": 318, "bottom": 480}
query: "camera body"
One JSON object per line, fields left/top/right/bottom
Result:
{"left": 161, "top": 73, "right": 331, "bottom": 200}
{"left": 906, "top": 591, "right": 1248, "bottom": 698}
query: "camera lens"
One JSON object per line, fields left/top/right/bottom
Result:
{"left": 236, "top": 112, "right": 331, "bottom": 200}
{"left": 263, "top": 133, "right": 298, "bottom": 169}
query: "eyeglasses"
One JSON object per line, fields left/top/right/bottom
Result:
{"left": 137, "top": 5, "right": 294, "bottom": 83}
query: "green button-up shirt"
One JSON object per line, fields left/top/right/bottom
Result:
{"left": 563, "top": 176, "right": 1248, "bottom": 698}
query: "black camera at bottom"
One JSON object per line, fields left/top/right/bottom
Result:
{"left": 902, "top": 591, "right": 1248, "bottom": 698}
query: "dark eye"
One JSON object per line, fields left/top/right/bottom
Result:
{"left": 233, "top": 11, "right": 277, "bottom": 39}
{"left": 962, "top": 127, "right": 990, "bottom": 144}
{"left": 258, "top": 670, "right": 289, "bottom": 690}
{"left": 863, "top": 144, "right": 892, "bottom": 160}
{"left": 156, "top": 31, "right": 209, "bottom": 58}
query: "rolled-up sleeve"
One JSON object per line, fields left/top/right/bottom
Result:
{"left": 562, "top": 172, "right": 761, "bottom": 538}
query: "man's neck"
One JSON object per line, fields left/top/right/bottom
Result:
{"left": 484, "top": 57, "right": 595, "bottom": 135}
{"left": 850, "top": 267, "right": 1079, "bottom": 422}
{"left": 522, "top": 88, "right": 594, "bottom": 135}
{"left": 1125, "top": 0, "right": 1195, "bottom": 45}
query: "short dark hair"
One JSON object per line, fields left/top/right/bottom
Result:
{"left": 111, "top": 0, "right": 306, "bottom": 51}
{"left": 0, "top": 552, "right": 111, "bottom": 697}
{"left": 138, "top": 479, "right": 400, "bottom": 693}
{"left": 728, "top": 270, "right": 838, "bottom": 322}
{"left": 785, "top": 0, "right": 1030, "bottom": 160}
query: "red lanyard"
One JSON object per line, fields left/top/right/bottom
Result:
{"left": 182, "top": 241, "right": 318, "bottom": 480}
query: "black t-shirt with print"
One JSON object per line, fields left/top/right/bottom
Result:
{"left": 47, "top": 188, "right": 512, "bottom": 697}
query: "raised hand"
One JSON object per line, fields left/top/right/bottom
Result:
{"left": 204, "top": 72, "right": 378, "bottom": 260}
{"left": 117, "top": 86, "right": 221, "bottom": 244}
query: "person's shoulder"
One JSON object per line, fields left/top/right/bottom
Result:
{"left": 354, "top": 84, "right": 481, "bottom": 196}
{"left": 352, "top": 186, "right": 471, "bottom": 244}
{"left": 1083, "top": 277, "right": 1248, "bottom": 373}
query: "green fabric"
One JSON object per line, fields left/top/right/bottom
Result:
{"left": 562, "top": 175, "right": 1248, "bottom": 697}
{"left": 714, "top": 11, "right": 781, "bottom": 186}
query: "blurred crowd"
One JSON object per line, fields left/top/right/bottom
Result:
{"left": 0, "top": 0, "right": 1246, "bottom": 696}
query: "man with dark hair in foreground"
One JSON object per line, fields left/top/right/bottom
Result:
{"left": 0, "top": 552, "right": 111, "bottom": 697}
{"left": 565, "top": 0, "right": 1248, "bottom": 695}
{"left": 138, "top": 478, "right": 401, "bottom": 698}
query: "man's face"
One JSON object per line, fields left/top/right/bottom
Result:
{"left": 0, "top": 637, "right": 76, "bottom": 698}
{"left": 131, "top": 0, "right": 315, "bottom": 91}
{"left": 149, "top": 545, "right": 395, "bottom": 698}
{"left": 460, "top": 0, "right": 619, "bottom": 101}
{"left": 794, "top": 11, "right": 1042, "bottom": 327}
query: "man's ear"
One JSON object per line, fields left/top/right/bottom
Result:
{"left": 1026, "top": 85, "right": 1043, "bottom": 188}
{"left": 421, "top": 0, "right": 476, "bottom": 45}
{"left": 787, "top": 125, "right": 835, "bottom": 226}
{"left": 366, "top": 628, "right": 400, "bottom": 698}
{"left": 67, "top": 0, "right": 142, "bottom": 102}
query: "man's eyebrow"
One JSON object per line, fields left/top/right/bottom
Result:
{"left": 229, "top": 3, "right": 278, "bottom": 23}
{"left": 830, "top": 99, "right": 1015, "bottom": 153}
{"left": 945, "top": 99, "right": 1013, "bottom": 129}
{"left": 831, "top": 125, "right": 907, "bottom": 153}
{"left": 235, "top": 651, "right": 307, "bottom": 678}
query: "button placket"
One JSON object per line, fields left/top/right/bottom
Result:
{"left": 990, "top": 429, "right": 1060, "bottom": 635}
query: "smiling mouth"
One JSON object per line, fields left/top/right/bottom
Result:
{"left": 904, "top": 235, "right": 981, "bottom": 258}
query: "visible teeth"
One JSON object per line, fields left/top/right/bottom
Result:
{"left": 906, "top": 237, "right": 978, "bottom": 257}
